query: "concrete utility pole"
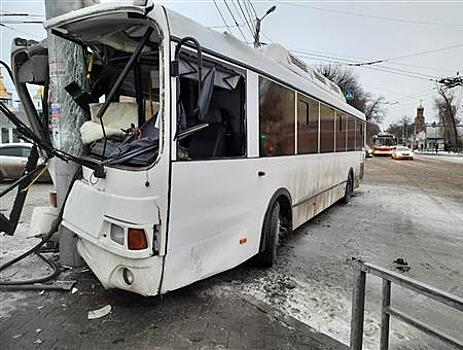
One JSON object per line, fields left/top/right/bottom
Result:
{"left": 44, "top": 0, "right": 98, "bottom": 267}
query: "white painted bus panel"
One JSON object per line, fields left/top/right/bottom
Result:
{"left": 162, "top": 151, "right": 361, "bottom": 293}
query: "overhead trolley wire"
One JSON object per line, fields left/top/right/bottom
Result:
{"left": 222, "top": 0, "right": 248, "bottom": 42}
{"left": 213, "top": 0, "right": 233, "bottom": 33}
{"left": 0, "top": 22, "right": 41, "bottom": 38}
{"left": 242, "top": 0, "right": 256, "bottom": 32}
{"left": 236, "top": 0, "right": 255, "bottom": 37}
{"left": 292, "top": 50, "right": 438, "bottom": 81}
{"left": 281, "top": 3, "right": 463, "bottom": 28}
{"left": 247, "top": 0, "right": 257, "bottom": 18}
{"left": 288, "top": 46, "right": 457, "bottom": 74}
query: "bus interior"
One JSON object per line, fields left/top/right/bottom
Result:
{"left": 53, "top": 14, "right": 163, "bottom": 167}
{"left": 176, "top": 54, "right": 246, "bottom": 160}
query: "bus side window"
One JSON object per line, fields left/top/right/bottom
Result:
{"left": 336, "top": 112, "right": 347, "bottom": 152}
{"left": 297, "top": 96, "right": 319, "bottom": 154}
{"left": 176, "top": 58, "right": 246, "bottom": 160}
{"left": 259, "top": 77, "right": 295, "bottom": 157}
{"left": 320, "top": 104, "right": 335, "bottom": 153}
{"left": 347, "top": 115, "right": 356, "bottom": 151}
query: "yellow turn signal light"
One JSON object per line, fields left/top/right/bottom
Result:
{"left": 128, "top": 228, "right": 148, "bottom": 250}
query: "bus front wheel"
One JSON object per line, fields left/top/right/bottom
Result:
{"left": 254, "top": 201, "right": 281, "bottom": 267}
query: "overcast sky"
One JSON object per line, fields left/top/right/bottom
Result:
{"left": 1, "top": 0, "right": 462, "bottom": 128}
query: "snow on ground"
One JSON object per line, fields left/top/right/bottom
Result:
{"left": 219, "top": 266, "right": 422, "bottom": 350}
{"left": 419, "top": 154, "right": 463, "bottom": 164}
{"left": 0, "top": 183, "right": 54, "bottom": 319}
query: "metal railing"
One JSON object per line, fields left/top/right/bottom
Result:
{"left": 349, "top": 258, "right": 463, "bottom": 350}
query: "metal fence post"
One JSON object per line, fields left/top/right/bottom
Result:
{"left": 380, "top": 280, "right": 391, "bottom": 350}
{"left": 350, "top": 262, "right": 366, "bottom": 350}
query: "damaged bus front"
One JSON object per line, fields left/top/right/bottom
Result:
{"left": 45, "top": 3, "right": 172, "bottom": 296}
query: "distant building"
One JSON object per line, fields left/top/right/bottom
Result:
{"left": 413, "top": 103, "right": 427, "bottom": 149}
{"left": 408, "top": 103, "right": 462, "bottom": 151}
{"left": 425, "top": 121, "right": 463, "bottom": 151}
{"left": 415, "top": 104, "right": 425, "bottom": 133}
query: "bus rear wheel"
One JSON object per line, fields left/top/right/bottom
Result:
{"left": 254, "top": 202, "right": 281, "bottom": 267}
{"left": 341, "top": 172, "right": 354, "bottom": 204}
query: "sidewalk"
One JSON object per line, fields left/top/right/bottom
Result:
{"left": 415, "top": 150, "right": 463, "bottom": 157}
{"left": 1, "top": 266, "right": 347, "bottom": 350}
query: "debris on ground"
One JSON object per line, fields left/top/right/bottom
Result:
{"left": 393, "top": 258, "right": 411, "bottom": 272}
{"left": 88, "top": 305, "right": 112, "bottom": 320}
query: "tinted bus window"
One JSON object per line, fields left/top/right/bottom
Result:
{"left": 259, "top": 77, "right": 295, "bottom": 156}
{"left": 347, "top": 115, "right": 356, "bottom": 151}
{"left": 356, "top": 121, "right": 364, "bottom": 150}
{"left": 297, "top": 96, "right": 319, "bottom": 154}
{"left": 319, "top": 104, "right": 335, "bottom": 153}
{"left": 336, "top": 112, "right": 347, "bottom": 152}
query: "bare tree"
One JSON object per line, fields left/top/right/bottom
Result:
{"left": 434, "top": 87, "right": 461, "bottom": 151}
{"left": 386, "top": 116, "right": 415, "bottom": 143}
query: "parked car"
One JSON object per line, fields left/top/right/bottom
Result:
{"left": 364, "top": 146, "right": 373, "bottom": 158}
{"left": 0, "top": 143, "right": 51, "bottom": 182}
{"left": 391, "top": 146, "right": 414, "bottom": 160}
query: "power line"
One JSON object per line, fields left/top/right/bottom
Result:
{"left": 233, "top": 0, "right": 254, "bottom": 38}
{"left": 1, "top": 20, "right": 43, "bottom": 24}
{"left": 222, "top": 0, "right": 248, "bottom": 42}
{"left": 289, "top": 47, "right": 452, "bottom": 80}
{"left": 352, "top": 43, "right": 463, "bottom": 67}
{"left": 290, "top": 46, "right": 457, "bottom": 75}
{"left": 237, "top": 0, "right": 255, "bottom": 37}
{"left": 242, "top": 0, "right": 256, "bottom": 32}
{"left": 213, "top": 0, "right": 232, "bottom": 33}
{"left": 0, "top": 23, "right": 40, "bottom": 39}
{"left": 292, "top": 49, "right": 438, "bottom": 81}
{"left": 282, "top": 3, "right": 463, "bottom": 28}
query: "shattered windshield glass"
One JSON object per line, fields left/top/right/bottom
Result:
{"left": 55, "top": 16, "right": 162, "bottom": 168}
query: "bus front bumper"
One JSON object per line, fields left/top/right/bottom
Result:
{"left": 77, "top": 238, "right": 163, "bottom": 296}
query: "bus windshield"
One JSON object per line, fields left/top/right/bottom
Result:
{"left": 53, "top": 15, "right": 162, "bottom": 168}
{"left": 374, "top": 135, "right": 395, "bottom": 147}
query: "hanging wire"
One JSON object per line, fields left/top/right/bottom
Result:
{"left": 213, "top": 0, "right": 232, "bottom": 33}
{"left": 222, "top": 0, "right": 248, "bottom": 42}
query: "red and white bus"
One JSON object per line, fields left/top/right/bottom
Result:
{"left": 372, "top": 133, "right": 396, "bottom": 156}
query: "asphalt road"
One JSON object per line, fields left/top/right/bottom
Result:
{"left": 1, "top": 155, "right": 462, "bottom": 349}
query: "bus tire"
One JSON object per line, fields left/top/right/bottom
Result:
{"left": 341, "top": 171, "right": 354, "bottom": 204}
{"left": 254, "top": 201, "right": 281, "bottom": 267}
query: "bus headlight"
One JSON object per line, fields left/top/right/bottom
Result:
{"left": 110, "top": 224, "right": 125, "bottom": 245}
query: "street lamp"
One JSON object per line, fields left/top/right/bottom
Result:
{"left": 253, "top": 5, "right": 276, "bottom": 48}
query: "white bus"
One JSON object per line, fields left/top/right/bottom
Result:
{"left": 44, "top": 1, "right": 366, "bottom": 296}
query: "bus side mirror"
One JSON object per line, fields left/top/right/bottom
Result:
{"left": 196, "top": 68, "right": 215, "bottom": 121}
{"left": 11, "top": 39, "right": 48, "bottom": 85}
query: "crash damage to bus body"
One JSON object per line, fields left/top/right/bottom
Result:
{"left": 5, "top": 1, "right": 365, "bottom": 297}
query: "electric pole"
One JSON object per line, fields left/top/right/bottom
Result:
{"left": 44, "top": 0, "right": 97, "bottom": 267}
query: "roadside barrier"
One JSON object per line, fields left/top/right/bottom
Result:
{"left": 349, "top": 257, "right": 463, "bottom": 350}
